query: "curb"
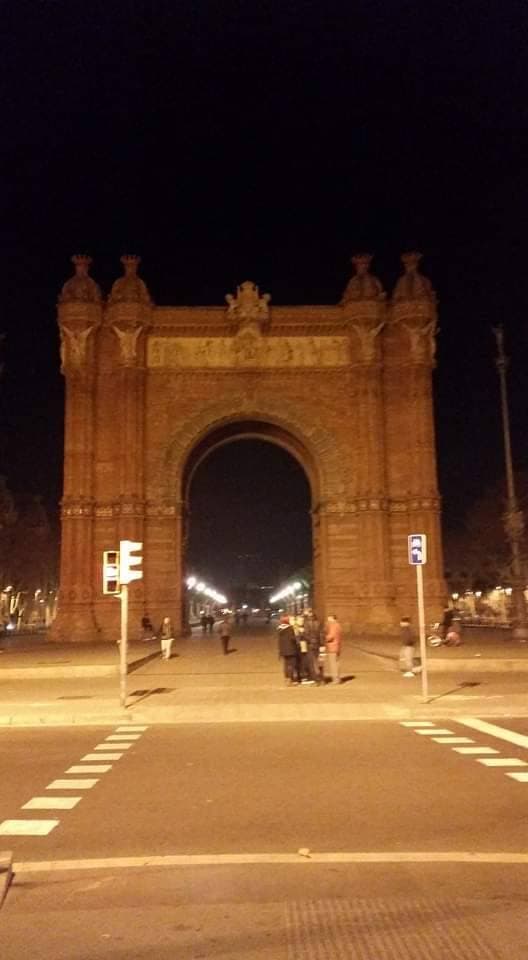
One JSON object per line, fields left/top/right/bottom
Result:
{"left": 427, "top": 658, "right": 528, "bottom": 672}
{"left": 1, "top": 701, "right": 528, "bottom": 726}
{"left": 0, "top": 851, "right": 13, "bottom": 909}
{"left": 353, "top": 645, "right": 528, "bottom": 673}
{"left": 0, "top": 665, "right": 119, "bottom": 680}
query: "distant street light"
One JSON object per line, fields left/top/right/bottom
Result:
{"left": 492, "top": 324, "right": 528, "bottom": 641}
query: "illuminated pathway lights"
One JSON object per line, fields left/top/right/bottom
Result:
{"left": 186, "top": 576, "right": 227, "bottom": 606}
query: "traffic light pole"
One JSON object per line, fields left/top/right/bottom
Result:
{"left": 119, "top": 582, "right": 128, "bottom": 708}
{"left": 416, "top": 564, "right": 429, "bottom": 702}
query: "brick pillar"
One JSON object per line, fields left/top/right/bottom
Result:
{"left": 52, "top": 256, "right": 102, "bottom": 641}
{"left": 342, "top": 255, "right": 396, "bottom": 630}
{"left": 105, "top": 256, "right": 152, "bottom": 640}
{"left": 144, "top": 499, "right": 182, "bottom": 634}
{"left": 388, "top": 252, "right": 446, "bottom": 621}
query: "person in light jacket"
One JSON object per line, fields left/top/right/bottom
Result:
{"left": 159, "top": 616, "right": 174, "bottom": 660}
{"left": 325, "top": 615, "right": 343, "bottom": 684}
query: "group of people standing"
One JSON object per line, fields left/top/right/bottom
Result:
{"left": 277, "top": 611, "right": 343, "bottom": 686}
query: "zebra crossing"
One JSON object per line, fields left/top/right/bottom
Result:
{"left": 400, "top": 719, "right": 528, "bottom": 782}
{"left": 0, "top": 726, "right": 148, "bottom": 837}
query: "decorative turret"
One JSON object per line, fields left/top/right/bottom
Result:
{"left": 58, "top": 255, "right": 102, "bottom": 304}
{"left": 391, "top": 252, "right": 437, "bottom": 365}
{"left": 392, "top": 252, "right": 435, "bottom": 302}
{"left": 342, "top": 255, "right": 386, "bottom": 363}
{"left": 341, "top": 254, "right": 385, "bottom": 304}
{"left": 107, "top": 255, "right": 151, "bottom": 367}
{"left": 58, "top": 255, "right": 102, "bottom": 374}
{"left": 108, "top": 255, "right": 152, "bottom": 305}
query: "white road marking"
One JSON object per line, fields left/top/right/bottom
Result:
{"left": 399, "top": 721, "right": 435, "bottom": 727}
{"left": 104, "top": 734, "right": 141, "bottom": 741}
{"left": 80, "top": 753, "right": 123, "bottom": 761}
{"left": 432, "top": 737, "right": 474, "bottom": 744}
{"left": 415, "top": 728, "right": 454, "bottom": 736}
{"left": 13, "top": 850, "right": 528, "bottom": 873}
{"left": 452, "top": 747, "right": 499, "bottom": 755}
{"left": 46, "top": 779, "right": 99, "bottom": 789}
{"left": 0, "top": 819, "right": 59, "bottom": 836}
{"left": 94, "top": 743, "right": 132, "bottom": 750}
{"left": 477, "top": 758, "right": 528, "bottom": 767}
{"left": 458, "top": 717, "right": 528, "bottom": 750}
{"left": 22, "top": 797, "right": 81, "bottom": 810}
{"left": 506, "top": 772, "right": 528, "bottom": 782}
{"left": 65, "top": 765, "right": 112, "bottom": 774}
{"left": 115, "top": 726, "right": 147, "bottom": 732}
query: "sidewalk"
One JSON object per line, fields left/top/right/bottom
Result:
{"left": 0, "top": 626, "right": 527, "bottom": 724}
{"left": 355, "top": 627, "right": 528, "bottom": 672}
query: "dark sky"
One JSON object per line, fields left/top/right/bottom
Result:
{"left": 2, "top": 0, "right": 528, "bottom": 591}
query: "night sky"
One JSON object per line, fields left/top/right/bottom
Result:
{"left": 2, "top": 1, "right": 528, "bottom": 592}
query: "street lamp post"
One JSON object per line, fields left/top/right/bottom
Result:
{"left": 492, "top": 324, "right": 528, "bottom": 641}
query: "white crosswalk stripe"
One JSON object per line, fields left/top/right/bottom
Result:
{"left": 477, "top": 758, "right": 527, "bottom": 767}
{"left": 0, "top": 819, "right": 59, "bottom": 836}
{"left": 80, "top": 753, "right": 123, "bottom": 761}
{"left": 22, "top": 797, "right": 82, "bottom": 810}
{"left": 46, "top": 779, "right": 99, "bottom": 789}
{"left": 65, "top": 765, "right": 112, "bottom": 774}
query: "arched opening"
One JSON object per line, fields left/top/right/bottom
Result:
{"left": 181, "top": 420, "right": 316, "bottom": 631}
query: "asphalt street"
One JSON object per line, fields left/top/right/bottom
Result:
{"left": 1, "top": 719, "right": 528, "bottom": 957}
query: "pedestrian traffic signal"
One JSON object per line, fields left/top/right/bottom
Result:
{"left": 119, "top": 539, "right": 143, "bottom": 584}
{"left": 102, "top": 550, "right": 120, "bottom": 594}
{"left": 408, "top": 533, "right": 427, "bottom": 565}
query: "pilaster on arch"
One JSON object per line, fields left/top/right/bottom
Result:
{"left": 161, "top": 396, "right": 345, "bottom": 505}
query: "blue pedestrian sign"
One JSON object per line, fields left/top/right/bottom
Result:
{"left": 408, "top": 534, "right": 427, "bottom": 565}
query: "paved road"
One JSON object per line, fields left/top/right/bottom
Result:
{"left": 1, "top": 718, "right": 528, "bottom": 957}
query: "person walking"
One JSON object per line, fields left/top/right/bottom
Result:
{"left": 216, "top": 612, "right": 232, "bottom": 655}
{"left": 399, "top": 616, "right": 420, "bottom": 676}
{"left": 159, "top": 616, "right": 174, "bottom": 660}
{"left": 325, "top": 614, "right": 343, "bottom": 684}
{"left": 277, "top": 614, "right": 299, "bottom": 685}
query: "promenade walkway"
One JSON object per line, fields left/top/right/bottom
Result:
{"left": 0, "top": 621, "right": 527, "bottom": 725}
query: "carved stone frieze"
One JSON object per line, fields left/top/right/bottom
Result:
{"left": 59, "top": 323, "right": 99, "bottom": 372}
{"left": 317, "top": 497, "right": 389, "bottom": 516}
{"left": 61, "top": 498, "right": 94, "bottom": 518}
{"left": 389, "top": 498, "right": 441, "bottom": 513}
{"left": 147, "top": 334, "right": 350, "bottom": 369}
{"left": 350, "top": 320, "right": 385, "bottom": 363}
{"left": 94, "top": 504, "right": 114, "bottom": 519}
{"left": 400, "top": 319, "right": 437, "bottom": 364}
{"left": 145, "top": 501, "right": 177, "bottom": 518}
{"left": 111, "top": 324, "right": 144, "bottom": 366}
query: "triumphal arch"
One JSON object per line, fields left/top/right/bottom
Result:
{"left": 54, "top": 252, "right": 446, "bottom": 641}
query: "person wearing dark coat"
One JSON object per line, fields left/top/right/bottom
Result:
{"left": 277, "top": 615, "right": 299, "bottom": 685}
{"left": 441, "top": 606, "right": 454, "bottom": 639}
{"left": 303, "top": 610, "right": 323, "bottom": 684}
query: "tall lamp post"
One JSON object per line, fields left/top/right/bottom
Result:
{"left": 492, "top": 324, "right": 528, "bottom": 640}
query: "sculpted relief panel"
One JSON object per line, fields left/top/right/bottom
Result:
{"left": 147, "top": 335, "right": 350, "bottom": 369}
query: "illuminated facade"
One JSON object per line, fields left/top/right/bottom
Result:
{"left": 54, "top": 252, "right": 446, "bottom": 641}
